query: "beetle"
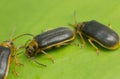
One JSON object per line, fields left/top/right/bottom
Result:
{"left": 74, "top": 20, "right": 120, "bottom": 54}
{"left": 0, "top": 34, "right": 33, "bottom": 79}
{"left": 25, "top": 27, "right": 75, "bottom": 63}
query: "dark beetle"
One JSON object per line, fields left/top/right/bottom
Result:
{"left": 75, "top": 20, "right": 120, "bottom": 54}
{"left": 0, "top": 34, "right": 33, "bottom": 79}
{"left": 26, "top": 27, "right": 75, "bottom": 62}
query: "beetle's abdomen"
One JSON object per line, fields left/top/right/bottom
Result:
{"left": 81, "top": 20, "right": 119, "bottom": 47}
{"left": 0, "top": 46, "right": 10, "bottom": 79}
{"left": 34, "top": 27, "right": 74, "bottom": 48}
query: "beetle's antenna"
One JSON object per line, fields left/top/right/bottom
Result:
{"left": 9, "top": 26, "right": 34, "bottom": 42}
{"left": 74, "top": 10, "right": 77, "bottom": 26}
{"left": 11, "top": 34, "right": 34, "bottom": 42}
{"left": 68, "top": 11, "right": 78, "bottom": 27}
{"left": 10, "top": 26, "right": 16, "bottom": 41}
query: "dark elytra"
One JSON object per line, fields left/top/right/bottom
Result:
{"left": 80, "top": 20, "right": 119, "bottom": 47}
{"left": 34, "top": 27, "right": 74, "bottom": 48}
{"left": 0, "top": 46, "right": 10, "bottom": 79}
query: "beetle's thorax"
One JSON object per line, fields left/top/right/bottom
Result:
{"left": 76, "top": 22, "right": 85, "bottom": 32}
{"left": 26, "top": 40, "right": 39, "bottom": 57}
{"left": 0, "top": 40, "right": 14, "bottom": 52}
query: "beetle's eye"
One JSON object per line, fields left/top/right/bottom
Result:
{"left": 10, "top": 42, "right": 13, "bottom": 45}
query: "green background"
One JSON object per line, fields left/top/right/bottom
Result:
{"left": 0, "top": 0, "right": 120, "bottom": 79}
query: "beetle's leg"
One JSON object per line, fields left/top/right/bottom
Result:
{"left": 28, "top": 57, "right": 47, "bottom": 67}
{"left": 88, "top": 39, "right": 100, "bottom": 55}
{"left": 11, "top": 55, "right": 18, "bottom": 76}
{"left": 11, "top": 55, "right": 19, "bottom": 76}
{"left": 75, "top": 34, "right": 82, "bottom": 47}
{"left": 40, "top": 50, "right": 55, "bottom": 63}
{"left": 71, "top": 30, "right": 81, "bottom": 47}
{"left": 12, "top": 66, "right": 18, "bottom": 77}
{"left": 11, "top": 47, "right": 24, "bottom": 76}
{"left": 14, "top": 55, "right": 23, "bottom": 66}
{"left": 77, "top": 31, "right": 85, "bottom": 48}
{"left": 12, "top": 56, "right": 22, "bottom": 77}
{"left": 11, "top": 46, "right": 23, "bottom": 65}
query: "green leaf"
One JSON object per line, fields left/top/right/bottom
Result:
{"left": 0, "top": 0, "right": 120, "bottom": 79}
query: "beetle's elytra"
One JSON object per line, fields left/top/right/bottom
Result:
{"left": 26, "top": 27, "right": 75, "bottom": 62}
{"left": 0, "top": 46, "right": 10, "bottom": 79}
{"left": 75, "top": 20, "right": 120, "bottom": 53}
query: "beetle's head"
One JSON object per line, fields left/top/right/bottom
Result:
{"left": 26, "top": 40, "right": 38, "bottom": 57}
